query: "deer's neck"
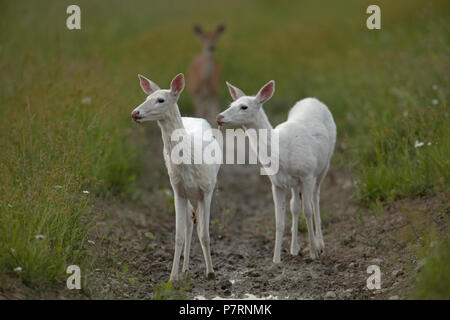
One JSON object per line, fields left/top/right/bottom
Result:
{"left": 200, "top": 50, "right": 215, "bottom": 80}
{"left": 202, "top": 48, "right": 214, "bottom": 58}
{"left": 157, "top": 104, "right": 185, "bottom": 155}
{"left": 244, "top": 108, "right": 274, "bottom": 133}
{"left": 243, "top": 109, "right": 275, "bottom": 163}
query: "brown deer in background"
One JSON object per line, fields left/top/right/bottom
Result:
{"left": 187, "top": 24, "right": 226, "bottom": 125}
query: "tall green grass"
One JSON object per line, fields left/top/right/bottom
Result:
{"left": 413, "top": 237, "right": 450, "bottom": 299}
{"left": 351, "top": 17, "right": 450, "bottom": 204}
{"left": 0, "top": 2, "right": 140, "bottom": 286}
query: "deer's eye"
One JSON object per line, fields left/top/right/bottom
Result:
{"left": 157, "top": 98, "right": 165, "bottom": 103}
{"left": 240, "top": 105, "right": 248, "bottom": 110}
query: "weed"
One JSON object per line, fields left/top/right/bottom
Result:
{"left": 153, "top": 275, "right": 191, "bottom": 300}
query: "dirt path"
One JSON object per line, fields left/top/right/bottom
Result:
{"left": 81, "top": 125, "right": 450, "bottom": 300}
{"left": 88, "top": 139, "right": 434, "bottom": 300}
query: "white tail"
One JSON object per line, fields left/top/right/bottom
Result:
{"left": 218, "top": 81, "right": 336, "bottom": 262}
{"left": 131, "top": 73, "right": 221, "bottom": 281}
{"left": 187, "top": 24, "right": 226, "bottom": 125}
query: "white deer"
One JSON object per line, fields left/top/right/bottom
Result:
{"left": 131, "top": 73, "right": 221, "bottom": 281}
{"left": 216, "top": 80, "right": 336, "bottom": 262}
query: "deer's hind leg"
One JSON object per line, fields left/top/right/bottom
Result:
{"left": 313, "top": 163, "right": 329, "bottom": 255}
{"left": 301, "top": 176, "right": 319, "bottom": 260}
{"left": 196, "top": 191, "right": 215, "bottom": 279}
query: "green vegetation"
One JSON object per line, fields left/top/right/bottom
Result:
{"left": 0, "top": 0, "right": 448, "bottom": 297}
{"left": 153, "top": 278, "right": 191, "bottom": 300}
{"left": 0, "top": 1, "right": 141, "bottom": 287}
{"left": 413, "top": 237, "right": 450, "bottom": 299}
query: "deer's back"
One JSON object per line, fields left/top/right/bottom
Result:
{"left": 273, "top": 98, "right": 336, "bottom": 177}
{"left": 287, "top": 98, "right": 336, "bottom": 156}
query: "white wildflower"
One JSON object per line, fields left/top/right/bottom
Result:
{"left": 414, "top": 141, "right": 424, "bottom": 148}
{"left": 432, "top": 99, "right": 438, "bottom": 105}
{"left": 53, "top": 185, "right": 63, "bottom": 189}
{"left": 427, "top": 142, "right": 432, "bottom": 146}
{"left": 87, "top": 240, "right": 95, "bottom": 245}
{"left": 81, "top": 97, "right": 92, "bottom": 105}
{"left": 35, "top": 234, "right": 45, "bottom": 240}
{"left": 14, "top": 267, "right": 22, "bottom": 272}
{"left": 82, "top": 190, "right": 90, "bottom": 194}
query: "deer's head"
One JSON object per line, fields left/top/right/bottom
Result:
{"left": 131, "top": 73, "right": 185, "bottom": 122}
{"left": 216, "top": 80, "right": 275, "bottom": 127}
{"left": 193, "top": 24, "right": 226, "bottom": 53}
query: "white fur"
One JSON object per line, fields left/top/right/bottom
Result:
{"left": 132, "top": 74, "right": 220, "bottom": 280}
{"left": 218, "top": 81, "right": 336, "bottom": 262}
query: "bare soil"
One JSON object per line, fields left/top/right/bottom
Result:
{"left": 2, "top": 127, "right": 447, "bottom": 300}
{"left": 84, "top": 129, "right": 447, "bottom": 300}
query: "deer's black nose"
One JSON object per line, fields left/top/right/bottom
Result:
{"left": 131, "top": 110, "right": 141, "bottom": 121}
{"left": 216, "top": 114, "right": 224, "bottom": 125}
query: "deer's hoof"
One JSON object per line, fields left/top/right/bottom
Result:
{"left": 290, "top": 245, "right": 301, "bottom": 256}
{"left": 207, "top": 272, "right": 216, "bottom": 280}
{"left": 310, "top": 250, "right": 319, "bottom": 260}
{"left": 316, "top": 239, "right": 325, "bottom": 256}
{"left": 318, "top": 247, "right": 325, "bottom": 257}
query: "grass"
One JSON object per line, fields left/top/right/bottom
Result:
{"left": 153, "top": 277, "right": 192, "bottom": 300}
{"left": 0, "top": 0, "right": 448, "bottom": 297}
{"left": 353, "top": 45, "right": 449, "bottom": 204}
{"left": 0, "top": 2, "right": 141, "bottom": 288}
{"left": 413, "top": 237, "right": 450, "bottom": 299}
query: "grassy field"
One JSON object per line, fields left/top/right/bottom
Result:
{"left": 0, "top": 0, "right": 448, "bottom": 298}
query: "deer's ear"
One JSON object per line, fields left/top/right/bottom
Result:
{"left": 193, "top": 25, "right": 203, "bottom": 37}
{"left": 138, "top": 74, "right": 160, "bottom": 95}
{"left": 170, "top": 73, "right": 185, "bottom": 98}
{"left": 216, "top": 24, "right": 226, "bottom": 35}
{"left": 255, "top": 80, "right": 275, "bottom": 104}
{"left": 226, "top": 81, "right": 245, "bottom": 101}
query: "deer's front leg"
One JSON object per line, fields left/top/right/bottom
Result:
{"left": 196, "top": 191, "right": 215, "bottom": 279}
{"left": 170, "top": 192, "right": 188, "bottom": 281}
{"left": 182, "top": 201, "right": 194, "bottom": 273}
{"left": 289, "top": 186, "right": 301, "bottom": 255}
{"left": 272, "top": 185, "right": 286, "bottom": 264}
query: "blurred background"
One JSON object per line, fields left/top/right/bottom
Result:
{"left": 0, "top": 0, "right": 448, "bottom": 299}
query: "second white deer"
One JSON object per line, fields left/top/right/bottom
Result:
{"left": 131, "top": 73, "right": 221, "bottom": 281}
{"left": 216, "top": 80, "right": 336, "bottom": 262}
